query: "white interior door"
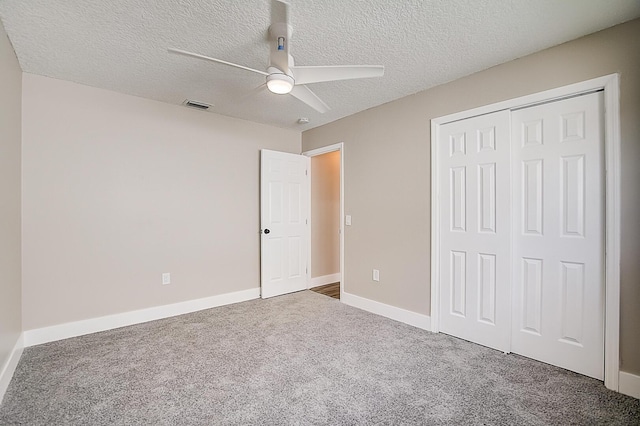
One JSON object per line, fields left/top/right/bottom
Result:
{"left": 511, "top": 92, "right": 605, "bottom": 379}
{"left": 260, "top": 149, "right": 309, "bottom": 299}
{"left": 438, "top": 110, "right": 512, "bottom": 352}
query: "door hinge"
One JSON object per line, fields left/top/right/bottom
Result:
{"left": 306, "top": 219, "right": 308, "bottom": 225}
{"left": 305, "top": 169, "right": 308, "bottom": 176}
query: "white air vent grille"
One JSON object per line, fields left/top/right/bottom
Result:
{"left": 183, "top": 100, "right": 212, "bottom": 110}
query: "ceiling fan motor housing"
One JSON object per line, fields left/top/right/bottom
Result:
{"left": 266, "top": 72, "right": 295, "bottom": 94}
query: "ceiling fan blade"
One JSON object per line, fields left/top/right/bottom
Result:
{"left": 168, "top": 48, "right": 269, "bottom": 76}
{"left": 236, "top": 83, "right": 267, "bottom": 105}
{"left": 289, "top": 85, "right": 330, "bottom": 113}
{"left": 291, "top": 65, "right": 384, "bottom": 85}
{"left": 271, "top": 0, "right": 290, "bottom": 27}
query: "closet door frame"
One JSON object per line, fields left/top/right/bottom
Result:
{"left": 430, "top": 74, "right": 621, "bottom": 391}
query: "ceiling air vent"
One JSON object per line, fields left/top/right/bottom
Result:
{"left": 183, "top": 99, "right": 212, "bottom": 111}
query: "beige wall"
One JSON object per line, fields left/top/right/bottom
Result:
{"left": 311, "top": 151, "right": 340, "bottom": 278}
{"left": 0, "top": 21, "right": 22, "bottom": 372}
{"left": 22, "top": 74, "right": 300, "bottom": 330}
{"left": 303, "top": 19, "right": 640, "bottom": 374}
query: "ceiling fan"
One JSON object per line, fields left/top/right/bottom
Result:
{"left": 168, "top": 0, "right": 384, "bottom": 113}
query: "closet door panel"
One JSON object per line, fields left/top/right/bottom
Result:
{"left": 438, "top": 110, "right": 511, "bottom": 352}
{"left": 511, "top": 92, "right": 605, "bottom": 380}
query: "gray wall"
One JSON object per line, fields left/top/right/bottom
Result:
{"left": 21, "top": 74, "right": 301, "bottom": 330}
{"left": 302, "top": 19, "right": 640, "bottom": 375}
{"left": 0, "top": 20, "right": 22, "bottom": 374}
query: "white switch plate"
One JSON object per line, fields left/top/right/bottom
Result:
{"left": 345, "top": 215, "right": 352, "bottom": 226}
{"left": 372, "top": 269, "right": 380, "bottom": 282}
{"left": 162, "top": 273, "right": 171, "bottom": 285}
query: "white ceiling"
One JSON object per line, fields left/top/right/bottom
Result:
{"left": 1, "top": 1, "right": 639, "bottom": 130}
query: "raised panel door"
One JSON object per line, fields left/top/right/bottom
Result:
{"left": 261, "top": 150, "right": 309, "bottom": 298}
{"left": 511, "top": 92, "right": 604, "bottom": 379}
{"left": 438, "top": 110, "right": 511, "bottom": 352}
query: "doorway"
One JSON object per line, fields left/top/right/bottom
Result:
{"left": 304, "top": 143, "right": 344, "bottom": 300}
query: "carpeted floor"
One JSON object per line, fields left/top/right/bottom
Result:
{"left": 1, "top": 291, "right": 638, "bottom": 425}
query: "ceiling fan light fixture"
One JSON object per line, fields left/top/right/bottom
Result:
{"left": 266, "top": 73, "right": 294, "bottom": 94}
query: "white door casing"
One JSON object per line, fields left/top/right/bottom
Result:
{"left": 260, "top": 149, "right": 310, "bottom": 299}
{"left": 511, "top": 92, "right": 605, "bottom": 379}
{"left": 438, "top": 110, "right": 512, "bottom": 352}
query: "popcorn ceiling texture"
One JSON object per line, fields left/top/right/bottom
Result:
{"left": 0, "top": 0, "right": 639, "bottom": 130}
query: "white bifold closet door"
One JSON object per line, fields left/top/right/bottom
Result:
{"left": 511, "top": 92, "right": 604, "bottom": 380}
{"left": 438, "top": 91, "right": 605, "bottom": 380}
{"left": 438, "top": 110, "right": 512, "bottom": 352}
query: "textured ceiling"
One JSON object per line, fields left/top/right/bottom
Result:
{"left": 1, "top": 1, "right": 639, "bottom": 130}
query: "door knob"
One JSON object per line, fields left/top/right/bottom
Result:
{"left": 264, "top": 229, "right": 270, "bottom": 234}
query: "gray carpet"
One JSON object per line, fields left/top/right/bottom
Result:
{"left": 1, "top": 291, "right": 638, "bottom": 425}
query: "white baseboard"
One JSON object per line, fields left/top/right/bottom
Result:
{"left": 619, "top": 371, "right": 640, "bottom": 400}
{"left": 7, "top": 287, "right": 639, "bottom": 401}
{"left": 0, "top": 334, "right": 24, "bottom": 404}
{"left": 308, "top": 273, "right": 341, "bottom": 289}
{"left": 341, "top": 291, "right": 431, "bottom": 331}
{"left": 23, "top": 287, "right": 261, "bottom": 347}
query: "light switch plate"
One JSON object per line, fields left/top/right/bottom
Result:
{"left": 345, "top": 215, "right": 352, "bottom": 226}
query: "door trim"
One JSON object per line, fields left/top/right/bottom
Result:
{"left": 430, "top": 74, "right": 621, "bottom": 391}
{"left": 303, "top": 143, "right": 345, "bottom": 300}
